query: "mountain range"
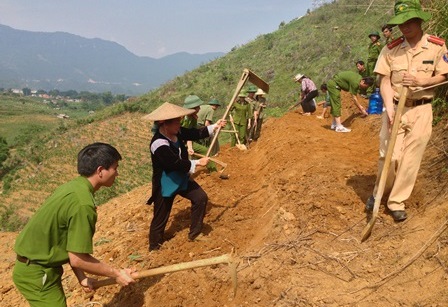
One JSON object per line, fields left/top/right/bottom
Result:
{"left": 0, "top": 24, "right": 224, "bottom": 95}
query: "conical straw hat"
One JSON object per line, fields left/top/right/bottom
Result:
{"left": 142, "top": 102, "right": 195, "bottom": 121}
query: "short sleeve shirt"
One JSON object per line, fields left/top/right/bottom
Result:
{"left": 231, "top": 100, "right": 251, "bottom": 125}
{"left": 375, "top": 34, "right": 448, "bottom": 100}
{"left": 180, "top": 115, "right": 197, "bottom": 129}
{"left": 14, "top": 176, "right": 97, "bottom": 267}
{"left": 197, "top": 105, "right": 215, "bottom": 126}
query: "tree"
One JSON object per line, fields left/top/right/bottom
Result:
{"left": 0, "top": 137, "right": 9, "bottom": 170}
{"left": 22, "top": 88, "right": 31, "bottom": 96}
{"left": 101, "top": 91, "right": 114, "bottom": 105}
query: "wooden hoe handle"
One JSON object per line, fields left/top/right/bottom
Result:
{"left": 92, "top": 254, "right": 234, "bottom": 290}
{"left": 361, "top": 86, "right": 409, "bottom": 242}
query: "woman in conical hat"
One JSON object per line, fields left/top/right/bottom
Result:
{"left": 142, "top": 102, "right": 226, "bottom": 251}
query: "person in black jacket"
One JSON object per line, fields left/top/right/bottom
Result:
{"left": 142, "top": 102, "right": 226, "bottom": 251}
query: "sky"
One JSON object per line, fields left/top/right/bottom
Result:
{"left": 0, "top": 0, "right": 316, "bottom": 59}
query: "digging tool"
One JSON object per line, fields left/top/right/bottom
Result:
{"left": 413, "top": 80, "right": 448, "bottom": 93}
{"left": 192, "top": 152, "right": 228, "bottom": 173}
{"left": 91, "top": 254, "right": 238, "bottom": 296}
{"left": 228, "top": 113, "right": 247, "bottom": 150}
{"left": 361, "top": 86, "right": 409, "bottom": 242}
{"left": 206, "top": 69, "right": 269, "bottom": 157}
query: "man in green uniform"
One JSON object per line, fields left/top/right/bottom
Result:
{"left": 245, "top": 85, "right": 262, "bottom": 142}
{"left": 366, "top": 0, "right": 448, "bottom": 221}
{"left": 367, "top": 31, "right": 383, "bottom": 77}
{"left": 230, "top": 92, "right": 252, "bottom": 146}
{"left": 381, "top": 24, "right": 394, "bottom": 44}
{"left": 197, "top": 98, "right": 221, "bottom": 156}
{"left": 181, "top": 95, "right": 218, "bottom": 173}
{"left": 13, "top": 143, "right": 135, "bottom": 306}
{"left": 356, "top": 60, "right": 369, "bottom": 98}
{"left": 250, "top": 88, "right": 267, "bottom": 141}
{"left": 327, "top": 71, "right": 373, "bottom": 132}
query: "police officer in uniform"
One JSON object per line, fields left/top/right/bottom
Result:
{"left": 366, "top": 0, "right": 448, "bottom": 221}
{"left": 382, "top": 24, "right": 395, "bottom": 44}
{"left": 367, "top": 31, "right": 383, "bottom": 77}
{"left": 230, "top": 92, "right": 252, "bottom": 147}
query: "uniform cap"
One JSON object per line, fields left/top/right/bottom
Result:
{"left": 142, "top": 102, "right": 195, "bottom": 121}
{"left": 183, "top": 95, "right": 204, "bottom": 109}
{"left": 208, "top": 99, "right": 221, "bottom": 106}
{"left": 368, "top": 31, "right": 381, "bottom": 38}
{"left": 293, "top": 73, "right": 304, "bottom": 82}
{"left": 387, "top": 0, "right": 431, "bottom": 25}
{"left": 247, "top": 85, "right": 258, "bottom": 93}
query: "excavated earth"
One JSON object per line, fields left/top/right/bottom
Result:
{"left": 1, "top": 94, "right": 448, "bottom": 306}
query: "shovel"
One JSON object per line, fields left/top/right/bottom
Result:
{"left": 91, "top": 254, "right": 238, "bottom": 297}
{"left": 228, "top": 113, "right": 247, "bottom": 150}
{"left": 361, "top": 86, "right": 409, "bottom": 242}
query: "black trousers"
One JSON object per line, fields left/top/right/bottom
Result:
{"left": 149, "top": 179, "right": 208, "bottom": 250}
{"left": 301, "top": 90, "right": 318, "bottom": 113}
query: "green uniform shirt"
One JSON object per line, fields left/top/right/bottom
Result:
{"left": 14, "top": 176, "right": 97, "bottom": 267}
{"left": 180, "top": 115, "right": 197, "bottom": 129}
{"left": 333, "top": 71, "right": 362, "bottom": 95}
{"left": 368, "top": 41, "right": 382, "bottom": 61}
{"left": 197, "top": 105, "right": 215, "bottom": 126}
{"left": 231, "top": 101, "right": 251, "bottom": 125}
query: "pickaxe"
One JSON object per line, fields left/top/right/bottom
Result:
{"left": 192, "top": 152, "right": 228, "bottom": 173}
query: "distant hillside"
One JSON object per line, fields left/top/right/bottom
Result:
{"left": 0, "top": 24, "right": 224, "bottom": 95}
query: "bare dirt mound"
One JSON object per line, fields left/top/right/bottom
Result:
{"left": 2, "top": 96, "right": 448, "bottom": 306}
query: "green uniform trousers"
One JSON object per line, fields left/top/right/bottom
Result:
{"left": 13, "top": 260, "right": 66, "bottom": 307}
{"left": 327, "top": 79, "right": 343, "bottom": 117}
{"left": 231, "top": 122, "right": 247, "bottom": 147}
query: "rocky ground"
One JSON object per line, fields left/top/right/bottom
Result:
{"left": 1, "top": 94, "right": 448, "bottom": 306}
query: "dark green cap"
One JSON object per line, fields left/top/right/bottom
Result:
{"left": 247, "top": 85, "right": 257, "bottom": 93}
{"left": 183, "top": 95, "right": 203, "bottom": 109}
{"left": 387, "top": 0, "right": 431, "bottom": 25}
{"left": 208, "top": 99, "right": 221, "bottom": 106}
{"left": 368, "top": 31, "right": 380, "bottom": 38}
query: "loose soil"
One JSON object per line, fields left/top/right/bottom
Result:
{"left": 1, "top": 94, "right": 448, "bottom": 306}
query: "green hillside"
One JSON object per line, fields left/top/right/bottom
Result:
{"left": 1, "top": 0, "right": 447, "bottom": 231}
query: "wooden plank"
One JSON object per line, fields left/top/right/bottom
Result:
{"left": 248, "top": 69, "right": 270, "bottom": 93}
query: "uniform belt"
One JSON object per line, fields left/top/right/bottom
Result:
{"left": 17, "top": 255, "right": 38, "bottom": 265}
{"left": 394, "top": 98, "right": 432, "bottom": 107}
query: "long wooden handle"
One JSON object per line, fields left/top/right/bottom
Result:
{"left": 206, "top": 69, "right": 250, "bottom": 157}
{"left": 361, "top": 86, "right": 409, "bottom": 242}
{"left": 228, "top": 114, "right": 243, "bottom": 146}
{"left": 192, "top": 153, "right": 227, "bottom": 168}
{"left": 413, "top": 80, "right": 448, "bottom": 93}
{"left": 92, "top": 254, "right": 233, "bottom": 289}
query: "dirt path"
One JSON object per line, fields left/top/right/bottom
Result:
{"left": 1, "top": 98, "right": 448, "bottom": 306}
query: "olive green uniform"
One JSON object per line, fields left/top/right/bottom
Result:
{"left": 196, "top": 104, "right": 220, "bottom": 155}
{"left": 13, "top": 176, "right": 97, "bottom": 307}
{"left": 181, "top": 115, "right": 217, "bottom": 172}
{"left": 327, "top": 71, "right": 361, "bottom": 117}
{"left": 367, "top": 41, "right": 383, "bottom": 77}
{"left": 230, "top": 100, "right": 251, "bottom": 146}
